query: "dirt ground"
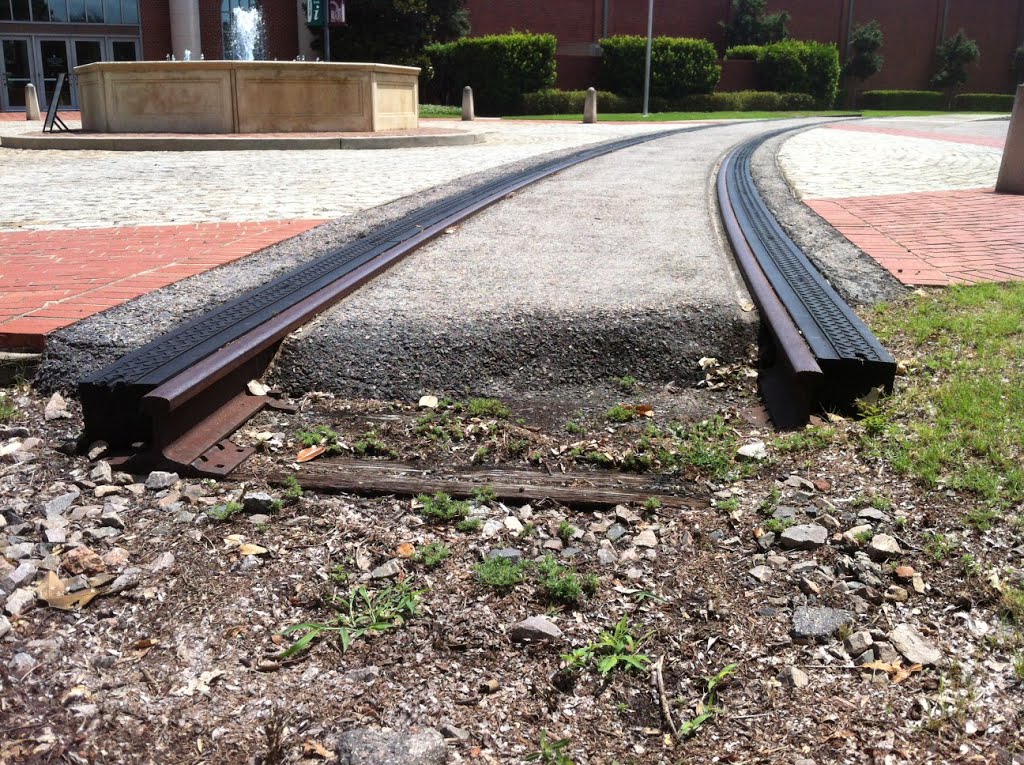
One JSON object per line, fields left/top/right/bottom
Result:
{"left": 1, "top": 337, "right": 1023, "bottom": 765}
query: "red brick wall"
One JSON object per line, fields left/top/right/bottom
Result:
{"left": 262, "top": 0, "right": 298, "bottom": 60}
{"left": 140, "top": 0, "right": 171, "bottom": 59}
{"left": 198, "top": 0, "right": 223, "bottom": 59}
{"left": 465, "top": 0, "right": 1024, "bottom": 93}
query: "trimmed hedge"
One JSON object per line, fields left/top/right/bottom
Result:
{"left": 519, "top": 89, "right": 815, "bottom": 115}
{"left": 859, "top": 90, "right": 945, "bottom": 109}
{"left": 724, "top": 45, "right": 763, "bottom": 60}
{"left": 598, "top": 36, "right": 721, "bottom": 99}
{"left": 953, "top": 93, "right": 1015, "bottom": 112}
{"left": 756, "top": 40, "right": 840, "bottom": 106}
{"left": 424, "top": 33, "right": 557, "bottom": 115}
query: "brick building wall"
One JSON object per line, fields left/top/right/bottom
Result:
{"left": 140, "top": 0, "right": 172, "bottom": 59}
{"left": 466, "top": 0, "right": 1024, "bottom": 93}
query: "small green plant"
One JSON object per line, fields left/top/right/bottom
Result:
{"left": 854, "top": 529, "right": 874, "bottom": 544}
{"left": 585, "top": 451, "right": 615, "bottom": 467}
{"left": 456, "top": 517, "right": 482, "bottom": 532}
{"left": 535, "top": 555, "right": 593, "bottom": 606}
{"left": 615, "top": 375, "right": 638, "bottom": 392}
{"left": 525, "top": 730, "right": 574, "bottom": 765}
{"left": 522, "top": 522, "right": 537, "bottom": 537}
{"left": 1001, "top": 586, "right": 1024, "bottom": 625}
{"left": 605, "top": 404, "right": 636, "bottom": 423}
{"left": 1012, "top": 653, "right": 1024, "bottom": 682}
{"left": 269, "top": 499, "right": 284, "bottom": 513}
{"left": 643, "top": 497, "right": 663, "bottom": 512}
{"left": 717, "top": 497, "right": 740, "bottom": 513}
{"left": 677, "top": 663, "right": 739, "bottom": 739}
{"left": 472, "top": 485, "right": 498, "bottom": 505}
{"left": 353, "top": 430, "right": 397, "bottom": 458}
{"left": 870, "top": 495, "right": 894, "bottom": 512}
{"left": 328, "top": 564, "right": 348, "bottom": 583}
{"left": 417, "top": 492, "right": 470, "bottom": 524}
{"left": 295, "top": 425, "right": 342, "bottom": 452}
{"left": 565, "top": 420, "right": 586, "bottom": 435}
{"left": 0, "top": 394, "right": 18, "bottom": 423}
{"left": 557, "top": 521, "right": 576, "bottom": 541}
{"left": 563, "top": 617, "right": 652, "bottom": 675}
{"left": 963, "top": 506, "right": 1002, "bottom": 532}
{"left": 415, "top": 542, "right": 451, "bottom": 569}
{"left": 467, "top": 398, "right": 511, "bottom": 419}
{"left": 923, "top": 531, "right": 956, "bottom": 561}
{"left": 508, "top": 438, "right": 529, "bottom": 455}
{"left": 764, "top": 517, "right": 794, "bottom": 534}
{"left": 279, "top": 580, "right": 422, "bottom": 658}
{"left": 960, "top": 554, "right": 981, "bottom": 577}
{"left": 208, "top": 501, "right": 244, "bottom": 522}
{"left": 474, "top": 557, "right": 525, "bottom": 589}
{"left": 758, "top": 486, "right": 781, "bottom": 515}
{"left": 283, "top": 475, "right": 303, "bottom": 502}
{"left": 774, "top": 425, "right": 835, "bottom": 453}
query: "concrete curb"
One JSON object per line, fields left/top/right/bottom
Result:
{"left": 0, "top": 131, "right": 487, "bottom": 152}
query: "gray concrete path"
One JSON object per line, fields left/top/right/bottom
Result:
{"left": 271, "top": 120, "right": 829, "bottom": 401}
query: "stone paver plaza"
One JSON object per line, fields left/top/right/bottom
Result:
{"left": 0, "top": 112, "right": 1019, "bottom": 349}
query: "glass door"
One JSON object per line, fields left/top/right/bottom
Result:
{"left": 1, "top": 38, "right": 33, "bottom": 111}
{"left": 70, "top": 39, "right": 103, "bottom": 106}
{"left": 37, "top": 39, "right": 71, "bottom": 109}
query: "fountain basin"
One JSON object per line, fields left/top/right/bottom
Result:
{"left": 75, "top": 61, "right": 420, "bottom": 134}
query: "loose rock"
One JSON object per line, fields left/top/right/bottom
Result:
{"left": 779, "top": 524, "right": 828, "bottom": 551}
{"left": 888, "top": 624, "right": 943, "bottom": 666}
{"left": 145, "top": 471, "right": 179, "bottom": 491}
{"left": 868, "top": 534, "right": 902, "bottom": 561}
{"left": 336, "top": 727, "right": 449, "bottom": 765}
{"left": 792, "top": 606, "right": 854, "bottom": 642}
{"left": 510, "top": 615, "right": 562, "bottom": 643}
{"left": 778, "top": 666, "right": 809, "bottom": 688}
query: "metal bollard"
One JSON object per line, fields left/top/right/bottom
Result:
{"left": 461, "top": 85, "right": 474, "bottom": 121}
{"left": 996, "top": 84, "right": 1024, "bottom": 194}
{"left": 583, "top": 87, "right": 597, "bottom": 124}
{"left": 25, "top": 83, "right": 41, "bottom": 121}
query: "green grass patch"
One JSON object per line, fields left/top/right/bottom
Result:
{"left": 415, "top": 542, "right": 451, "bottom": 569}
{"left": 866, "top": 284, "right": 1024, "bottom": 510}
{"left": 0, "top": 393, "right": 18, "bottom": 423}
{"left": 419, "top": 103, "right": 461, "bottom": 118}
{"left": 417, "top": 492, "right": 470, "bottom": 524}
{"left": 502, "top": 109, "right": 946, "bottom": 122}
{"left": 562, "top": 616, "right": 652, "bottom": 675}
{"left": 774, "top": 425, "right": 836, "bottom": 453}
{"left": 474, "top": 556, "right": 525, "bottom": 589}
{"left": 467, "top": 398, "right": 511, "bottom": 419}
{"left": 605, "top": 404, "right": 637, "bottom": 423}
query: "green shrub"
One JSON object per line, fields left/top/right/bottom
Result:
{"left": 724, "top": 44, "right": 763, "bottom": 60}
{"left": 518, "top": 88, "right": 814, "bottom": 115}
{"left": 953, "top": 93, "right": 1015, "bottom": 112}
{"left": 598, "top": 36, "right": 720, "bottom": 99}
{"left": 756, "top": 40, "right": 840, "bottom": 106}
{"left": 932, "top": 30, "right": 980, "bottom": 96}
{"left": 859, "top": 89, "right": 945, "bottom": 109}
{"left": 424, "top": 33, "right": 557, "bottom": 115}
{"left": 720, "top": 0, "right": 789, "bottom": 47}
{"left": 843, "top": 20, "right": 884, "bottom": 83}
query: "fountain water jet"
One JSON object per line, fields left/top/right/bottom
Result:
{"left": 228, "top": 7, "right": 266, "bottom": 61}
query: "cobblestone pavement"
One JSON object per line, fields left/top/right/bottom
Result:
{"left": 0, "top": 117, "right": 681, "bottom": 348}
{"left": 0, "top": 118, "right": 673, "bottom": 231}
{"left": 779, "top": 115, "right": 1022, "bottom": 286}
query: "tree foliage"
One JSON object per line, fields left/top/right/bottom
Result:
{"left": 931, "top": 29, "right": 980, "bottom": 92}
{"left": 325, "top": 0, "right": 469, "bottom": 66}
{"left": 843, "top": 20, "right": 884, "bottom": 81}
{"left": 721, "top": 0, "right": 790, "bottom": 48}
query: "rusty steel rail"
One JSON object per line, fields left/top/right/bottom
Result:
{"left": 80, "top": 124, "right": 720, "bottom": 477}
{"left": 717, "top": 128, "right": 896, "bottom": 427}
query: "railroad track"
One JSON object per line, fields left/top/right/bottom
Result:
{"left": 78, "top": 119, "right": 895, "bottom": 479}
{"left": 717, "top": 127, "right": 896, "bottom": 427}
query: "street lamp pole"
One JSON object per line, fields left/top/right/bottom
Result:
{"left": 642, "top": 0, "right": 653, "bottom": 117}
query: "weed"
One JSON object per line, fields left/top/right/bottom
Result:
{"left": 535, "top": 555, "right": 591, "bottom": 606}
{"left": 525, "top": 731, "right": 574, "bottom": 765}
{"left": 677, "top": 664, "right": 739, "bottom": 739}
{"left": 522, "top": 522, "right": 537, "bottom": 537}
{"left": 758, "top": 486, "right": 781, "bottom": 516}
{"left": 666, "top": 416, "right": 740, "bottom": 482}
{"left": 279, "top": 580, "right": 421, "bottom": 658}
{"left": 643, "top": 497, "right": 663, "bottom": 512}
{"left": 283, "top": 475, "right": 303, "bottom": 501}
{"left": 353, "top": 430, "right": 397, "bottom": 458}
{"left": 1001, "top": 586, "right": 1024, "bottom": 625}
{"left": 774, "top": 425, "right": 835, "bottom": 453}
{"left": 295, "top": 425, "right": 342, "bottom": 452}
{"left": 963, "top": 506, "right": 1002, "bottom": 532}
{"left": 0, "top": 394, "right": 18, "bottom": 423}
{"left": 764, "top": 518, "right": 794, "bottom": 534}
{"left": 605, "top": 405, "right": 636, "bottom": 423}
{"left": 207, "top": 501, "right": 244, "bottom": 522}
{"left": 260, "top": 706, "right": 291, "bottom": 765}
{"left": 475, "top": 557, "right": 525, "bottom": 589}
{"left": 1012, "top": 653, "right": 1024, "bottom": 681}
{"left": 565, "top": 420, "right": 586, "bottom": 435}
{"left": 328, "top": 565, "right": 348, "bottom": 583}
{"left": 557, "top": 521, "right": 576, "bottom": 541}
{"left": 471, "top": 445, "right": 492, "bottom": 463}
{"left": 717, "top": 497, "right": 740, "bottom": 513}
{"left": 563, "top": 617, "right": 652, "bottom": 675}
{"left": 870, "top": 494, "right": 894, "bottom": 512}
{"left": 472, "top": 485, "right": 497, "bottom": 505}
{"left": 417, "top": 492, "right": 470, "bottom": 524}
{"left": 528, "top": 450, "right": 544, "bottom": 465}
{"left": 895, "top": 515, "right": 908, "bottom": 530}
{"left": 960, "top": 554, "right": 981, "bottom": 577}
{"left": 923, "top": 531, "right": 956, "bottom": 561}
{"left": 456, "top": 518, "right": 482, "bottom": 532}
{"left": 508, "top": 438, "right": 530, "bottom": 455}
{"left": 585, "top": 451, "right": 615, "bottom": 467}
{"left": 854, "top": 529, "right": 874, "bottom": 544}
{"left": 615, "top": 375, "right": 638, "bottom": 392}
{"left": 467, "top": 398, "right": 511, "bottom": 419}
{"left": 415, "top": 542, "right": 451, "bottom": 569}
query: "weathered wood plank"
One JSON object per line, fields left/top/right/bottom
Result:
{"left": 271, "top": 459, "right": 707, "bottom": 510}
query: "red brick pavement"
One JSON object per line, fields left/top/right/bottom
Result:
{"left": 806, "top": 189, "right": 1024, "bottom": 287}
{"left": 826, "top": 123, "right": 1006, "bottom": 150}
{"left": 0, "top": 220, "right": 323, "bottom": 350}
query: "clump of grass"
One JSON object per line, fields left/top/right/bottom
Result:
{"left": 419, "top": 103, "right": 461, "bottom": 117}
{"left": 208, "top": 501, "right": 244, "bottom": 522}
{"left": 472, "top": 485, "right": 497, "bottom": 504}
{"left": 614, "top": 375, "right": 638, "bottom": 392}
{"left": 667, "top": 416, "right": 739, "bottom": 481}
{"left": 963, "top": 506, "right": 1002, "bottom": 532}
{"left": 456, "top": 517, "right": 482, "bottom": 532}
{"left": 0, "top": 393, "right": 18, "bottom": 423}
{"left": 764, "top": 518, "right": 793, "bottom": 534}
{"left": 605, "top": 405, "right": 636, "bottom": 423}
{"left": 565, "top": 420, "right": 586, "bottom": 435}
{"left": 717, "top": 497, "right": 740, "bottom": 512}
{"left": 1000, "top": 586, "right": 1024, "bottom": 625}
{"left": 923, "top": 531, "right": 956, "bottom": 561}
{"left": 415, "top": 542, "right": 451, "bottom": 569}
{"left": 643, "top": 497, "right": 662, "bottom": 512}
{"left": 353, "top": 430, "right": 397, "bottom": 458}
{"left": 474, "top": 556, "right": 525, "bottom": 589}
{"left": 417, "top": 492, "right": 470, "bottom": 523}
{"left": 535, "top": 555, "right": 596, "bottom": 606}
{"left": 557, "top": 521, "right": 576, "bottom": 541}
{"left": 295, "top": 425, "right": 342, "bottom": 453}
{"left": 283, "top": 475, "right": 303, "bottom": 502}
{"left": 467, "top": 398, "right": 511, "bottom": 419}
{"left": 278, "top": 580, "right": 422, "bottom": 658}
{"left": 774, "top": 425, "right": 836, "bottom": 453}
{"left": 758, "top": 486, "right": 781, "bottom": 515}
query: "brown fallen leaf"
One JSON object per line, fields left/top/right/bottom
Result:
{"left": 296, "top": 445, "right": 326, "bottom": 463}
{"left": 37, "top": 571, "right": 101, "bottom": 610}
{"left": 303, "top": 740, "right": 336, "bottom": 760}
{"left": 396, "top": 542, "right": 415, "bottom": 558}
{"left": 860, "top": 660, "right": 922, "bottom": 684}
{"left": 239, "top": 543, "right": 269, "bottom": 556}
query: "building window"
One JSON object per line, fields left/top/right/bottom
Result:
{"left": 0, "top": 0, "right": 137, "bottom": 22}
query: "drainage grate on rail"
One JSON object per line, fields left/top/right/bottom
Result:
{"left": 721, "top": 128, "right": 896, "bottom": 414}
